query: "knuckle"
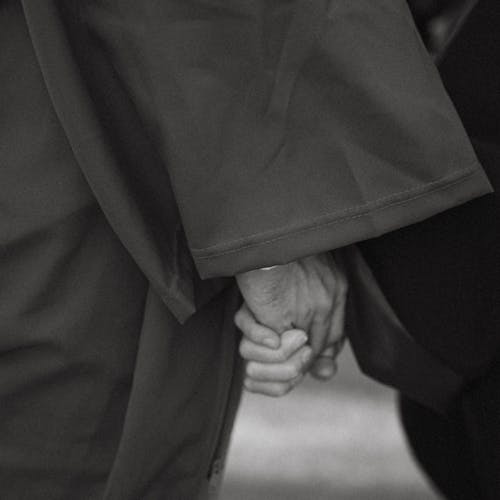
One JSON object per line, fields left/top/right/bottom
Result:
{"left": 239, "top": 341, "right": 251, "bottom": 359}
{"left": 245, "top": 327, "right": 259, "bottom": 343}
{"left": 245, "top": 362, "right": 258, "bottom": 378}
{"left": 234, "top": 310, "right": 244, "bottom": 329}
{"left": 251, "top": 327, "right": 265, "bottom": 343}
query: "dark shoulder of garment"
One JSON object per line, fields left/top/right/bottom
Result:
{"left": 20, "top": 0, "right": 491, "bottom": 322}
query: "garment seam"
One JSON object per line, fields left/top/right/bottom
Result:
{"left": 192, "top": 164, "right": 481, "bottom": 258}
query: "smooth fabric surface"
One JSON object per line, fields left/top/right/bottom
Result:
{"left": 1, "top": 3, "right": 242, "bottom": 498}
{"left": 360, "top": 141, "right": 500, "bottom": 381}
{"left": 21, "top": 0, "right": 490, "bottom": 303}
{"left": 360, "top": 0, "right": 500, "bottom": 389}
{"left": 0, "top": 0, "right": 494, "bottom": 498}
{"left": 338, "top": 246, "right": 462, "bottom": 414}
{"left": 360, "top": 1, "right": 500, "bottom": 497}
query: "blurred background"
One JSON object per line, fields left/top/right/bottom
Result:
{"left": 221, "top": 345, "right": 441, "bottom": 500}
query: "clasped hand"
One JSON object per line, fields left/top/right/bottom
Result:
{"left": 235, "top": 253, "right": 348, "bottom": 397}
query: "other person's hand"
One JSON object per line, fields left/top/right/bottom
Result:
{"left": 235, "top": 257, "right": 348, "bottom": 396}
{"left": 236, "top": 252, "right": 347, "bottom": 358}
{"left": 235, "top": 304, "right": 312, "bottom": 396}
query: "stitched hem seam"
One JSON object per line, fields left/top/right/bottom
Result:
{"left": 192, "top": 164, "right": 481, "bottom": 259}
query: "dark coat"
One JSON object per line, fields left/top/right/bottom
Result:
{"left": 360, "top": 2, "right": 500, "bottom": 497}
{"left": 0, "top": 0, "right": 492, "bottom": 497}
{"left": 20, "top": 0, "right": 490, "bottom": 319}
{"left": 2, "top": 3, "right": 240, "bottom": 499}
{"left": 357, "top": 0, "right": 500, "bottom": 410}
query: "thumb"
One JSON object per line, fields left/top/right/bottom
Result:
{"left": 309, "top": 346, "right": 338, "bottom": 381}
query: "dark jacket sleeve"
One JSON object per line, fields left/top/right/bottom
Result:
{"left": 118, "top": 0, "right": 491, "bottom": 278}
{"left": 21, "top": 0, "right": 491, "bottom": 322}
{"left": 19, "top": 0, "right": 492, "bottom": 408}
{"left": 31, "top": 0, "right": 490, "bottom": 279}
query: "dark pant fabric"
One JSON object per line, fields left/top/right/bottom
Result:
{"left": 400, "top": 350, "right": 500, "bottom": 500}
{"left": 359, "top": 139, "right": 500, "bottom": 500}
{"left": 399, "top": 396, "right": 479, "bottom": 500}
{"left": 0, "top": 3, "right": 242, "bottom": 498}
{"left": 376, "top": 3, "right": 500, "bottom": 498}
{"left": 399, "top": 349, "right": 500, "bottom": 500}
{"left": 360, "top": 140, "right": 500, "bottom": 381}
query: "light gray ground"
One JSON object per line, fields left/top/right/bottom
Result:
{"left": 221, "top": 346, "right": 441, "bottom": 500}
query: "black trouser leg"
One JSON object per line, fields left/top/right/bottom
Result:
{"left": 359, "top": 140, "right": 500, "bottom": 499}
{"left": 399, "top": 395, "right": 480, "bottom": 499}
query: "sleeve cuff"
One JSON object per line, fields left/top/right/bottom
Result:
{"left": 193, "top": 165, "right": 491, "bottom": 279}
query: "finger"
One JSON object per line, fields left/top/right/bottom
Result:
{"left": 332, "top": 336, "right": 346, "bottom": 358}
{"left": 234, "top": 303, "right": 281, "bottom": 349}
{"left": 245, "top": 346, "right": 313, "bottom": 382}
{"left": 244, "top": 374, "right": 304, "bottom": 398}
{"left": 308, "top": 276, "right": 347, "bottom": 359}
{"left": 308, "top": 307, "right": 333, "bottom": 355}
{"left": 239, "top": 328, "right": 308, "bottom": 363}
{"left": 309, "top": 349, "right": 338, "bottom": 381}
{"left": 328, "top": 281, "right": 347, "bottom": 345}
{"left": 320, "top": 345, "right": 336, "bottom": 358}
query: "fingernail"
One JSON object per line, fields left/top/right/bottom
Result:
{"left": 263, "top": 337, "right": 279, "bottom": 349}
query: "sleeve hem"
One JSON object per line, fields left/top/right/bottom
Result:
{"left": 194, "top": 165, "right": 492, "bottom": 278}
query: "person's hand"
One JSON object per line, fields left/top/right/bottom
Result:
{"left": 236, "top": 252, "right": 348, "bottom": 359}
{"left": 235, "top": 304, "right": 312, "bottom": 396}
{"left": 235, "top": 305, "right": 346, "bottom": 396}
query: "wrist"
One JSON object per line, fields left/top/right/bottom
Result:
{"left": 236, "top": 263, "right": 294, "bottom": 301}
{"left": 237, "top": 262, "right": 291, "bottom": 282}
